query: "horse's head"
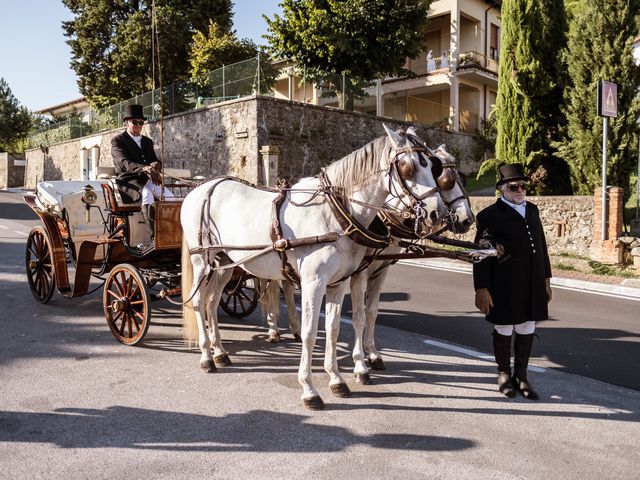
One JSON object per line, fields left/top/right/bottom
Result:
{"left": 383, "top": 124, "right": 447, "bottom": 237}
{"left": 403, "top": 127, "right": 475, "bottom": 234}
{"left": 431, "top": 144, "right": 475, "bottom": 234}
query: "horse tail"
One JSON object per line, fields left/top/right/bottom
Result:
{"left": 181, "top": 235, "right": 198, "bottom": 347}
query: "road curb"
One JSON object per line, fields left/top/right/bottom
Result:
{"left": 399, "top": 258, "right": 640, "bottom": 301}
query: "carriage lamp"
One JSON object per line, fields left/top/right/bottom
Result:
{"left": 82, "top": 185, "right": 98, "bottom": 222}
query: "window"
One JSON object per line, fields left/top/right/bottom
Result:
{"left": 490, "top": 24, "right": 500, "bottom": 60}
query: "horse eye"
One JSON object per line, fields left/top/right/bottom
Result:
{"left": 418, "top": 155, "right": 429, "bottom": 168}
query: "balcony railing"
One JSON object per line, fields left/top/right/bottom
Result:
{"left": 457, "top": 50, "right": 499, "bottom": 74}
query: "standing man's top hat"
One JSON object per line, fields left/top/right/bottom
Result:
{"left": 123, "top": 104, "right": 146, "bottom": 121}
{"left": 496, "top": 163, "right": 529, "bottom": 187}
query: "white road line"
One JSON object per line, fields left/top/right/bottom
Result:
{"left": 0, "top": 225, "right": 9, "bottom": 230}
{"left": 400, "top": 259, "right": 640, "bottom": 302}
{"left": 423, "top": 339, "right": 546, "bottom": 373}
{"left": 294, "top": 305, "right": 546, "bottom": 372}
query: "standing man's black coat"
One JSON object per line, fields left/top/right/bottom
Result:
{"left": 473, "top": 199, "right": 552, "bottom": 325}
{"left": 111, "top": 131, "right": 159, "bottom": 203}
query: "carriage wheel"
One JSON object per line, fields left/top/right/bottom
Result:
{"left": 103, "top": 263, "right": 151, "bottom": 345}
{"left": 26, "top": 227, "right": 55, "bottom": 303}
{"left": 219, "top": 272, "right": 258, "bottom": 318}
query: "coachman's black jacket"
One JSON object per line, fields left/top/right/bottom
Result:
{"left": 111, "top": 131, "right": 159, "bottom": 203}
{"left": 472, "top": 199, "right": 552, "bottom": 325}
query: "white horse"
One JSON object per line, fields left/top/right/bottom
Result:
{"left": 257, "top": 135, "right": 475, "bottom": 383}
{"left": 350, "top": 137, "right": 476, "bottom": 379}
{"left": 181, "top": 126, "right": 446, "bottom": 409}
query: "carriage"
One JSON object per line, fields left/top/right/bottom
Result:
{"left": 23, "top": 170, "right": 259, "bottom": 346}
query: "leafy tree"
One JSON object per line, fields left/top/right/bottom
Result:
{"left": 0, "top": 78, "right": 31, "bottom": 152}
{"left": 62, "top": 0, "right": 233, "bottom": 108}
{"left": 190, "top": 21, "right": 259, "bottom": 81}
{"left": 557, "top": 0, "right": 640, "bottom": 194}
{"left": 265, "top": 0, "right": 432, "bottom": 108}
{"left": 486, "top": 0, "right": 571, "bottom": 194}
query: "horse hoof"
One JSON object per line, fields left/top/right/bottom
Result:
{"left": 369, "top": 357, "right": 386, "bottom": 371}
{"left": 354, "top": 372, "right": 371, "bottom": 384}
{"left": 200, "top": 360, "right": 216, "bottom": 373}
{"left": 293, "top": 333, "right": 302, "bottom": 343}
{"left": 330, "top": 383, "right": 352, "bottom": 398}
{"left": 267, "top": 332, "right": 281, "bottom": 343}
{"left": 303, "top": 396, "right": 325, "bottom": 410}
{"left": 214, "top": 353, "right": 232, "bottom": 367}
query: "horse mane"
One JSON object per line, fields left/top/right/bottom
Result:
{"left": 324, "top": 135, "right": 391, "bottom": 200}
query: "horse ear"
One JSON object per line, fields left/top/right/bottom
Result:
{"left": 383, "top": 123, "right": 404, "bottom": 148}
{"left": 438, "top": 144, "right": 447, "bottom": 152}
{"left": 406, "top": 126, "right": 417, "bottom": 137}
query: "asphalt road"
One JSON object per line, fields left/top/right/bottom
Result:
{"left": 343, "top": 263, "right": 640, "bottom": 391}
{"left": 1, "top": 189, "right": 639, "bottom": 479}
{"left": 2, "top": 190, "right": 639, "bottom": 391}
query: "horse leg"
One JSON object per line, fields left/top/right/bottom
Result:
{"left": 184, "top": 253, "right": 215, "bottom": 372}
{"left": 206, "top": 268, "right": 234, "bottom": 367}
{"left": 349, "top": 271, "right": 371, "bottom": 384}
{"left": 324, "top": 282, "right": 352, "bottom": 398}
{"left": 264, "top": 280, "right": 282, "bottom": 343}
{"left": 364, "top": 267, "right": 390, "bottom": 371}
{"left": 283, "top": 280, "right": 301, "bottom": 342}
{"left": 298, "top": 278, "right": 326, "bottom": 410}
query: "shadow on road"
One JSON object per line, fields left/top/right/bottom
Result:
{"left": 0, "top": 406, "right": 475, "bottom": 452}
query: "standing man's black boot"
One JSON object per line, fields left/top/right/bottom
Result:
{"left": 513, "top": 333, "right": 539, "bottom": 400}
{"left": 492, "top": 331, "right": 515, "bottom": 398}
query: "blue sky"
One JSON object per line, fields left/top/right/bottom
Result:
{"left": 0, "top": 0, "right": 281, "bottom": 112}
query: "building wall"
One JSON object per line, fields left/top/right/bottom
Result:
{"left": 0, "top": 153, "right": 25, "bottom": 189}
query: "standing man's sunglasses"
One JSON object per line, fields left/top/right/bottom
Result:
{"left": 506, "top": 183, "right": 527, "bottom": 192}
{"left": 129, "top": 120, "right": 145, "bottom": 126}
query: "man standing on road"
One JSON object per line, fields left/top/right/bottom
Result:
{"left": 111, "top": 104, "right": 172, "bottom": 242}
{"left": 473, "top": 163, "right": 552, "bottom": 400}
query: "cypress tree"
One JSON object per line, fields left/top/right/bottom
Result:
{"left": 489, "top": 0, "right": 571, "bottom": 194}
{"left": 558, "top": 0, "right": 640, "bottom": 195}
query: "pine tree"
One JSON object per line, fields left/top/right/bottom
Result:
{"left": 489, "top": 0, "right": 571, "bottom": 194}
{"left": 558, "top": 0, "right": 640, "bottom": 195}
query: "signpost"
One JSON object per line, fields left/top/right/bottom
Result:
{"left": 596, "top": 80, "right": 618, "bottom": 240}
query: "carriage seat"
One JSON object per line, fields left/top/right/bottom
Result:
{"left": 101, "top": 180, "right": 141, "bottom": 214}
{"left": 96, "top": 166, "right": 116, "bottom": 180}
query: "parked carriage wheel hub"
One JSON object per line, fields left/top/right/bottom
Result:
{"left": 110, "top": 299, "right": 126, "bottom": 313}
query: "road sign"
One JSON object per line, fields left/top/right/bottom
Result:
{"left": 597, "top": 80, "right": 618, "bottom": 118}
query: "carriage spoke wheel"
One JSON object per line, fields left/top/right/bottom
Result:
{"left": 103, "top": 264, "right": 151, "bottom": 345}
{"left": 26, "top": 227, "right": 55, "bottom": 303}
{"left": 219, "top": 272, "right": 258, "bottom": 318}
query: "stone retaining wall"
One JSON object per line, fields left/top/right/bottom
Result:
{"left": 459, "top": 195, "right": 594, "bottom": 257}
{"left": 24, "top": 96, "right": 482, "bottom": 188}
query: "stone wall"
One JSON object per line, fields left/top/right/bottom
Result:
{"left": 254, "top": 96, "right": 482, "bottom": 181}
{"left": 0, "top": 152, "right": 25, "bottom": 189}
{"left": 24, "top": 95, "right": 482, "bottom": 188}
{"left": 457, "top": 195, "right": 594, "bottom": 257}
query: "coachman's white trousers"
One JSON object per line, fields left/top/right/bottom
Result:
{"left": 141, "top": 179, "right": 174, "bottom": 206}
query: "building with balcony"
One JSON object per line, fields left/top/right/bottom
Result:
{"left": 273, "top": 0, "right": 502, "bottom": 134}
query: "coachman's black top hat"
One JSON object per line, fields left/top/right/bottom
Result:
{"left": 123, "top": 104, "right": 146, "bottom": 121}
{"left": 496, "top": 163, "right": 529, "bottom": 187}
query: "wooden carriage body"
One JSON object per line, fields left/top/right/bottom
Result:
{"left": 23, "top": 174, "right": 259, "bottom": 346}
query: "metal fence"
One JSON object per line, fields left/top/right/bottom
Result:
{"left": 28, "top": 56, "right": 268, "bottom": 149}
